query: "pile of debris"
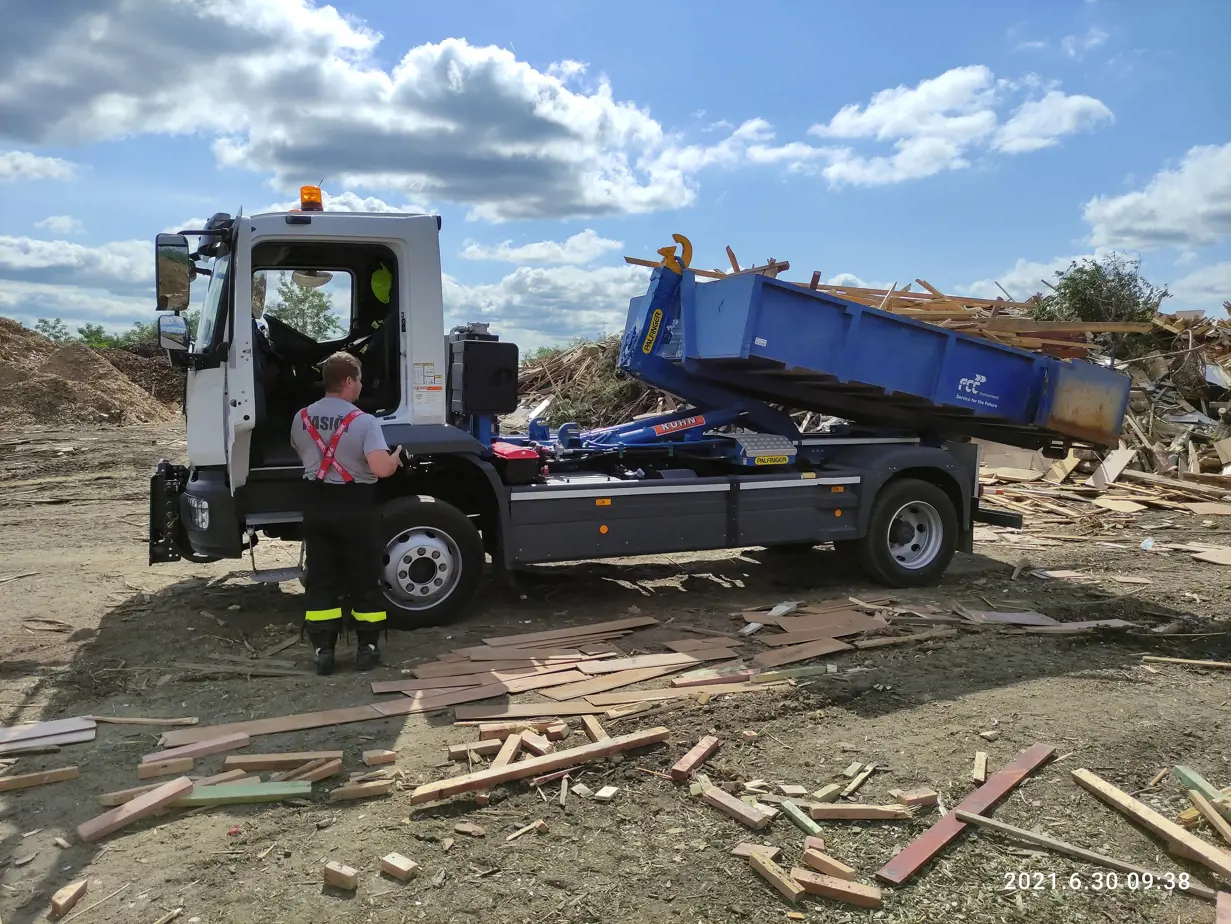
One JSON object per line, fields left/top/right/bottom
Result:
{"left": 0, "top": 320, "right": 178, "bottom": 428}
{"left": 96, "top": 348, "right": 184, "bottom": 407}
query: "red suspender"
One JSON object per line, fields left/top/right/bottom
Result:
{"left": 300, "top": 408, "right": 364, "bottom": 482}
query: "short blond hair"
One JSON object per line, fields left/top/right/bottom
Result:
{"left": 322, "top": 351, "right": 362, "bottom": 391}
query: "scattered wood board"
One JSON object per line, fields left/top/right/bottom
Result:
{"left": 669, "top": 665, "right": 753, "bottom": 687}
{"left": 770, "top": 612, "right": 886, "bottom": 635}
{"left": 1186, "top": 503, "right": 1231, "bottom": 516}
{"left": 482, "top": 616, "right": 658, "bottom": 647}
{"left": 789, "top": 869, "right": 883, "bottom": 909}
{"left": 0, "top": 765, "right": 78, "bottom": 792}
{"left": 1187, "top": 791, "right": 1231, "bottom": 846}
{"left": 585, "top": 682, "right": 771, "bottom": 707}
{"left": 1143, "top": 656, "right": 1231, "bottom": 670}
{"left": 1085, "top": 448, "right": 1135, "bottom": 490}
{"left": 540, "top": 664, "right": 690, "bottom": 701}
{"left": 1090, "top": 497, "right": 1147, "bottom": 513}
{"left": 161, "top": 705, "right": 384, "bottom": 748}
{"left": 409, "top": 727, "right": 669, "bottom": 804}
{"left": 663, "top": 637, "right": 742, "bottom": 653}
{"left": 670, "top": 736, "right": 721, "bottom": 780}
{"left": 453, "top": 702, "right": 609, "bottom": 720}
{"left": 701, "top": 786, "right": 774, "bottom": 830}
{"left": 809, "top": 804, "right": 909, "bottom": 821}
{"left": 222, "top": 751, "right": 343, "bottom": 772}
{"left": 752, "top": 637, "right": 851, "bottom": 669}
{"left": 954, "top": 810, "right": 1217, "bottom": 902}
{"left": 876, "top": 743, "right": 1057, "bottom": 885}
{"left": 1042, "top": 452, "right": 1080, "bottom": 485}
{"left": 1071, "top": 768, "right": 1231, "bottom": 880}
{"left": 78, "top": 776, "right": 194, "bottom": 842}
{"left": 177, "top": 781, "right": 311, "bottom": 807}
{"left": 369, "top": 675, "right": 484, "bottom": 693}
{"left": 748, "top": 852, "right": 805, "bottom": 903}
{"left": 578, "top": 650, "right": 732, "bottom": 675}
{"left": 853, "top": 629, "right": 958, "bottom": 649}
{"left": 0, "top": 716, "right": 93, "bottom": 746}
{"left": 141, "top": 732, "right": 250, "bottom": 764}
{"left": 412, "top": 659, "right": 583, "bottom": 679}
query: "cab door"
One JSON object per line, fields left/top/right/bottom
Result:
{"left": 224, "top": 220, "right": 256, "bottom": 492}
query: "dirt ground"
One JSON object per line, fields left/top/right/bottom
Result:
{"left": 0, "top": 422, "right": 1228, "bottom": 924}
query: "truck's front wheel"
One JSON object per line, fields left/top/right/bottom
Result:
{"left": 378, "top": 495, "right": 484, "bottom": 628}
{"left": 855, "top": 477, "right": 957, "bottom": 587}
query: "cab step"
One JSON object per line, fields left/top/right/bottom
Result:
{"left": 248, "top": 567, "right": 304, "bottom": 584}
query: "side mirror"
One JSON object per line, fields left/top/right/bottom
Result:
{"left": 158, "top": 314, "right": 190, "bottom": 352}
{"left": 155, "top": 233, "right": 192, "bottom": 311}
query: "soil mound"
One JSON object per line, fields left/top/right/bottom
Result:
{"left": 97, "top": 348, "right": 184, "bottom": 406}
{"left": 0, "top": 342, "right": 175, "bottom": 428}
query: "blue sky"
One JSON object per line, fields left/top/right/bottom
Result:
{"left": 1, "top": 0, "right": 1229, "bottom": 351}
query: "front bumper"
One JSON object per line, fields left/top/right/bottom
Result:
{"left": 149, "top": 462, "right": 240, "bottom": 563}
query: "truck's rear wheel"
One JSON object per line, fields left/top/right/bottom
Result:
{"left": 379, "top": 495, "right": 484, "bottom": 628}
{"left": 855, "top": 478, "right": 956, "bottom": 587}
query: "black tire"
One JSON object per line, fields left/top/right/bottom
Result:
{"left": 854, "top": 477, "right": 957, "bottom": 587}
{"left": 378, "top": 495, "right": 485, "bottom": 628}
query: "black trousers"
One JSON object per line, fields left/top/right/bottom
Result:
{"left": 303, "top": 481, "right": 387, "bottom": 640}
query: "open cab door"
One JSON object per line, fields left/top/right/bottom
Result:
{"left": 225, "top": 219, "right": 256, "bottom": 492}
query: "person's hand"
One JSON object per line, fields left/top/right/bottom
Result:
{"left": 390, "top": 445, "right": 404, "bottom": 467}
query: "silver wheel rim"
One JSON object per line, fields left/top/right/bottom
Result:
{"left": 886, "top": 501, "right": 943, "bottom": 570}
{"left": 382, "top": 527, "right": 462, "bottom": 611}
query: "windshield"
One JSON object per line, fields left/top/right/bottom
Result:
{"left": 192, "top": 252, "right": 230, "bottom": 353}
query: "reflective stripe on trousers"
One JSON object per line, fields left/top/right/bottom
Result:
{"left": 351, "top": 610, "right": 387, "bottom": 624}
{"left": 305, "top": 607, "right": 343, "bottom": 622}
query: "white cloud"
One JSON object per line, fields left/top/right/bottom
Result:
{"left": 0, "top": 5, "right": 1115, "bottom": 215}
{"left": 1170, "top": 262, "right": 1231, "bottom": 306}
{"left": 0, "top": 278, "right": 150, "bottom": 333}
{"left": 1014, "top": 40, "right": 1048, "bottom": 52}
{"left": 0, "top": 150, "right": 77, "bottom": 182}
{"left": 460, "top": 229, "right": 623, "bottom": 265}
{"left": 1062, "top": 27, "right": 1109, "bottom": 59}
{"left": 993, "top": 90, "right": 1112, "bottom": 153}
{"left": 34, "top": 215, "right": 85, "bottom": 235}
{"left": 0, "top": 235, "right": 150, "bottom": 291}
{"left": 801, "top": 66, "right": 1111, "bottom": 187}
{"left": 958, "top": 253, "right": 1097, "bottom": 302}
{"left": 1083, "top": 142, "right": 1231, "bottom": 250}
{"left": 444, "top": 264, "right": 651, "bottom": 351}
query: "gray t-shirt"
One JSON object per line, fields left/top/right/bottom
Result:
{"left": 290, "top": 396, "right": 389, "bottom": 484}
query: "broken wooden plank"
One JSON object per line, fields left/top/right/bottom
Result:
{"left": 852, "top": 629, "right": 958, "bottom": 650}
{"left": 323, "top": 860, "right": 359, "bottom": 890}
{"left": 372, "top": 681, "right": 531, "bottom": 718}
{"left": 412, "top": 659, "right": 581, "bottom": 679}
{"left": 521, "top": 731, "right": 556, "bottom": 756}
{"left": 973, "top": 751, "right": 988, "bottom": 783}
{"left": 370, "top": 675, "right": 485, "bottom": 694}
{"left": 0, "top": 765, "right": 78, "bottom": 793}
{"left": 475, "top": 732, "right": 523, "bottom": 806}
{"left": 842, "top": 763, "right": 876, "bottom": 798}
{"left": 1042, "top": 452, "right": 1081, "bottom": 485}
{"left": 476, "top": 720, "right": 558, "bottom": 739}
{"left": 410, "top": 727, "right": 670, "bottom": 804}
{"left": 50, "top": 879, "right": 89, "bottom": 916}
{"left": 381, "top": 852, "right": 419, "bottom": 881}
{"left": 670, "top": 736, "right": 721, "bottom": 781}
{"left": 506, "top": 819, "right": 549, "bottom": 841}
{"left": 176, "top": 781, "right": 311, "bottom": 807}
{"left": 1174, "top": 765, "right": 1231, "bottom": 819}
{"left": 789, "top": 869, "right": 883, "bottom": 909}
{"left": 1085, "top": 448, "right": 1135, "bottom": 490}
{"left": 77, "top": 776, "right": 194, "bottom": 842}
{"left": 284, "top": 758, "right": 343, "bottom": 783}
{"left": 160, "top": 706, "right": 383, "bottom": 748}
{"left": 891, "top": 788, "right": 939, "bottom": 808}
{"left": 1143, "top": 656, "right": 1231, "bottom": 670}
{"left": 748, "top": 852, "right": 805, "bottom": 904}
{"left": 954, "top": 810, "right": 1217, "bottom": 901}
{"left": 0, "top": 716, "right": 93, "bottom": 746}
{"left": 780, "top": 800, "right": 823, "bottom": 836}
{"left": 482, "top": 616, "right": 658, "bottom": 647}
{"left": 593, "top": 785, "right": 618, "bottom": 802}
{"left": 702, "top": 786, "right": 774, "bottom": 830}
{"left": 138, "top": 757, "right": 193, "bottom": 779}
{"left": 1186, "top": 791, "right": 1231, "bottom": 846}
{"left": 809, "top": 804, "right": 910, "bottom": 821}
{"left": 732, "top": 842, "right": 782, "bottom": 860}
{"left": 541, "top": 664, "right": 690, "bottom": 701}
{"left": 751, "top": 637, "right": 852, "bottom": 669}
{"left": 580, "top": 715, "right": 609, "bottom": 742}
{"left": 669, "top": 665, "right": 754, "bottom": 687}
{"left": 448, "top": 740, "right": 502, "bottom": 761}
{"left": 585, "top": 682, "right": 771, "bottom": 707}
{"left": 1071, "top": 769, "right": 1231, "bottom": 880}
{"left": 141, "top": 732, "right": 249, "bottom": 765}
{"left": 876, "top": 742, "right": 1057, "bottom": 885}
{"left": 453, "top": 702, "right": 609, "bottom": 720}
{"left": 362, "top": 748, "right": 397, "bottom": 767}
{"left": 578, "top": 650, "right": 732, "bottom": 675}
{"left": 801, "top": 848, "right": 856, "bottom": 880}
{"left": 1217, "top": 891, "right": 1229, "bottom": 923}
{"left": 331, "top": 780, "right": 394, "bottom": 801}
{"left": 223, "top": 751, "right": 343, "bottom": 772}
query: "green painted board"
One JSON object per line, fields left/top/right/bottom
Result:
{"left": 174, "top": 781, "right": 312, "bottom": 807}
{"left": 780, "top": 799, "right": 823, "bottom": 836}
{"left": 1172, "top": 765, "right": 1231, "bottom": 820}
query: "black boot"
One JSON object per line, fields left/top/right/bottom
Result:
{"left": 308, "top": 627, "right": 339, "bottom": 676}
{"left": 355, "top": 630, "right": 381, "bottom": 672}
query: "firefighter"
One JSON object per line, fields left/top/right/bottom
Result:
{"left": 290, "top": 351, "right": 403, "bottom": 674}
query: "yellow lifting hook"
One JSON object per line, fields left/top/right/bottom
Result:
{"left": 656, "top": 234, "right": 693, "bottom": 274}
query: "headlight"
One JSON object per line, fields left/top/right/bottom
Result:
{"left": 185, "top": 495, "right": 210, "bottom": 531}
